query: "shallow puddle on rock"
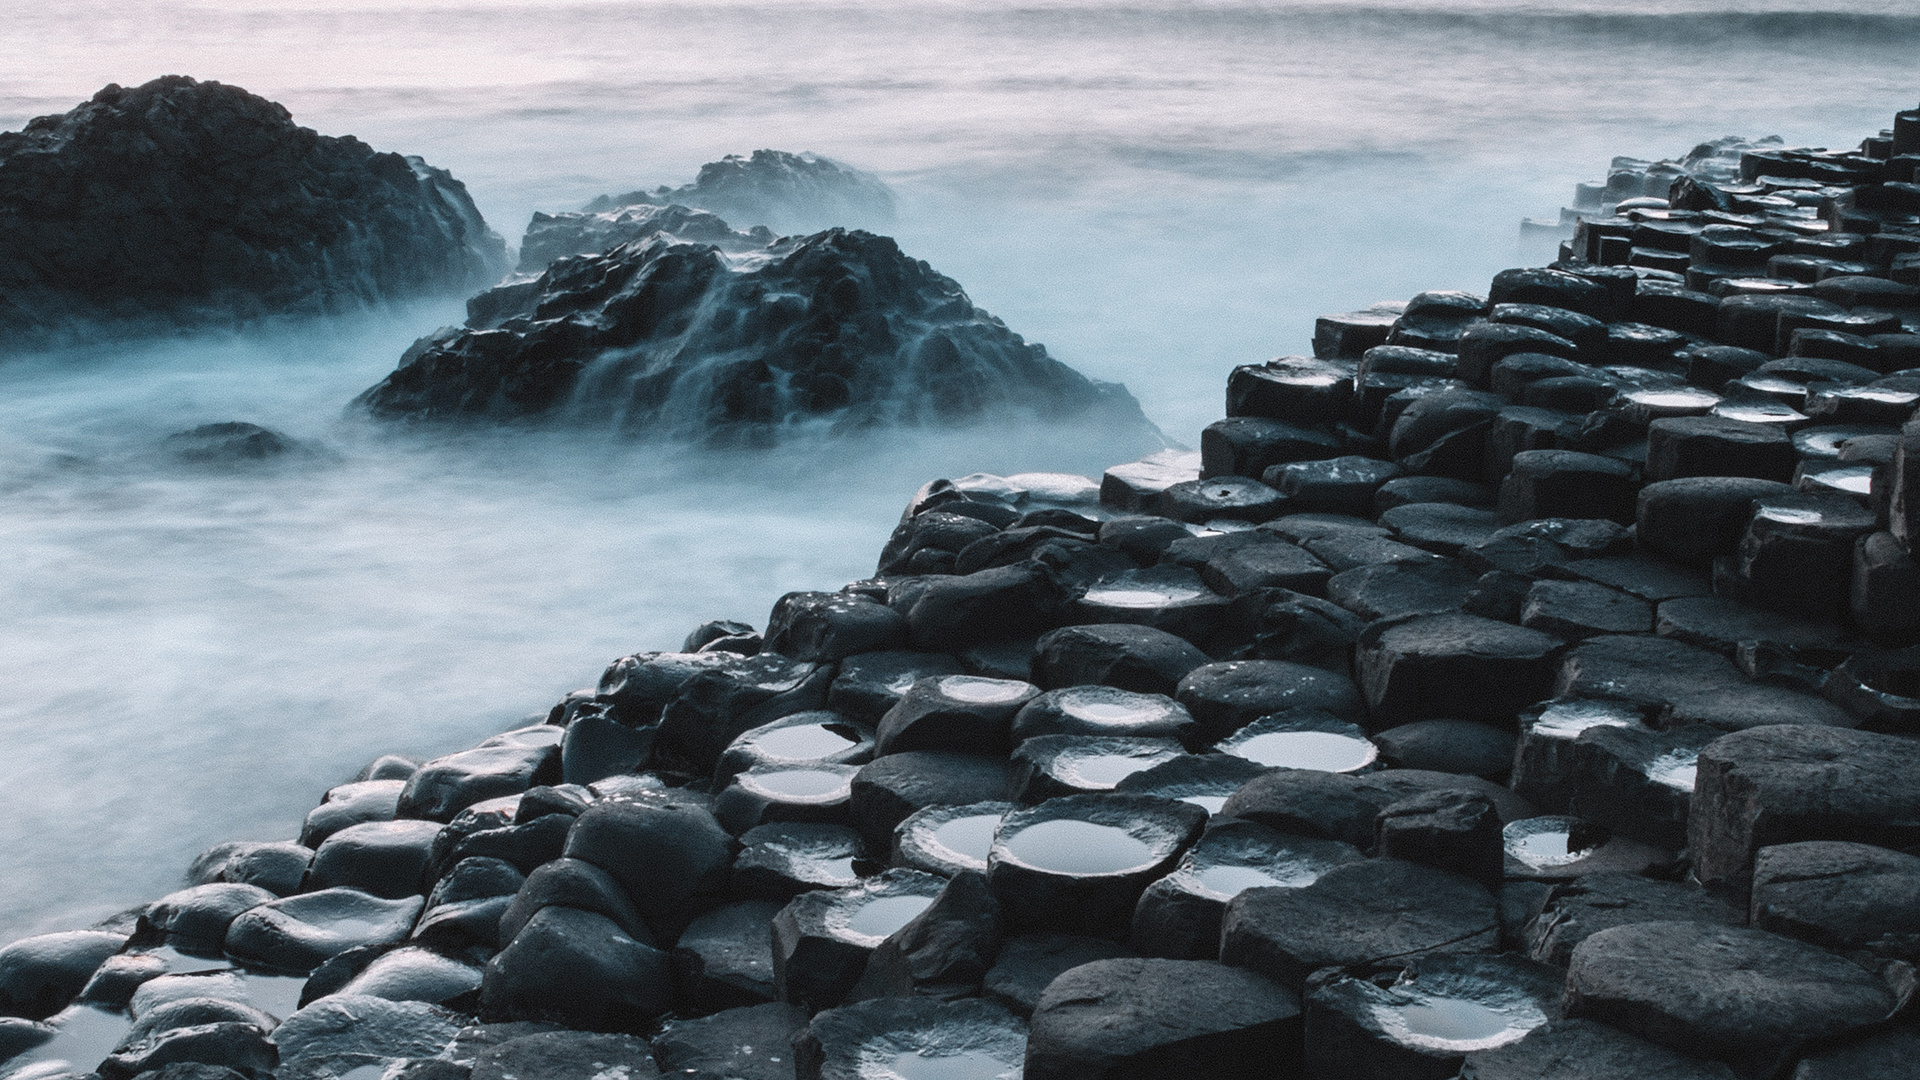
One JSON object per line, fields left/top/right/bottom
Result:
{"left": 1227, "top": 731, "right": 1375, "bottom": 772}
{"left": 1081, "top": 570, "right": 1206, "bottom": 608}
{"left": 1502, "top": 816, "right": 1597, "bottom": 869}
{"left": 939, "top": 677, "right": 1031, "bottom": 705}
{"left": 1002, "top": 819, "right": 1155, "bottom": 875}
{"left": 1181, "top": 795, "right": 1229, "bottom": 814}
{"left": 1803, "top": 465, "right": 1875, "bottom": 495}
{"left": 930, "top": 814, "right": 1002, "bottom": 866}
{"left": 753, "top": 723, "right": 862, "bottom": 760}
{"left": 1058, "top": 688, "right": 1164, "bottom": 727}
{"left": 1388, "top": 995, "right": 1534, "bottom": 1050}
{"left": 869, "top": 1048, "right": 1019, "bottom": 1080}
{"left": 1626, "top": 388, "right": 1717, "bottom": 410}
{"left": 1531, "top": 701, "right": 1641, "bottom": 740}
{"left": 1189, "top": 862, "right": 1309, "bottom": 898}
{"left": 1757, "top": 506, "right": 1823, "bottom": 525}
{"left": 1713, "top": 402, "right": 1805, "bottom": 424}
{"left": 751, "top": 768, "right": 851, "bottom": 799}
{"left": 1644, "top": 750, "right": 1698, "bottom": 792}
{"left": 845, "top": 894, "right": 936, "bottom": 941}
{"left": 5, "top": 1005, "right": 129, "bottom": 1079}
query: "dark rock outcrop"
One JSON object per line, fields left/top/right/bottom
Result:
{"left": 0, "top": 76, "right": 505, "bottom": 343}
{"left": 356, "top": 224, "right": 1157, "bottom": 441}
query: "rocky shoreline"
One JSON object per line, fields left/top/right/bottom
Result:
{"left": 5, "top": 102, "right": 1920, "bottom": 1080}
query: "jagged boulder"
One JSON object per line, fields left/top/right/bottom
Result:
{"left": 588, "top": 149, "right": 890, "bottom": 232}
{"left": 355, "top": 225, "right": 1158, "bottom": 441}
{"left": 0, "top": 76, "right": 505, "bottom": 342}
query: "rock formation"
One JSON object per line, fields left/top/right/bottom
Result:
{"left": 357, "top": 221, "right": 1158, "bottom": 443}
{"left": 0, "top": 76, "right": 506, "bottom": 344}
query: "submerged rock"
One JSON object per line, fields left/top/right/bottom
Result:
{"left": 0, "top": 76, "right": 504, "bottom": 344}
{"left": 354, "top": 225, "right": 1158, "bottom": 442}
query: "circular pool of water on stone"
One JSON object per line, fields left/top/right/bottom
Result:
{"left": 929, "top": 813, "right": 1003, "bottom": 867}
{"left": 1226, "top": 730, "right": 1376, "bottom": 772}
{"left": 1382, "top": 995, "right": 1535, "bottom": 1050}
{"left": 751, "top": 722, "right": 864, "bottom": 761}
{"left": 939, "top": 677, "right": 1031, "bottom": 705}
{"left": 845, "top": 894, "right": 938, "bottom": 941}
{"left": 1001, "top": 819, "right": 1156, "bottom": 875}
{"left": 749, "top": 768, "right": 852, "bottom": 799}
{"left": 1503, "top": 816, "right": 1594, "bottom": 869}
{"left": 1190, "top": 861, "right": 1323, "bottom": 898}
{"left": 1058, "top": 687, "right": 1171, "bottom": 728}
{"left": 863, "top": 1048, "right": 1020, "bottom": 1080}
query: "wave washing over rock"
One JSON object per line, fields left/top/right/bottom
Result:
{"left": 357, "top": 219, "right": 1159, "bottom": 443}
{"left": 8, "top": 106, "right": 1920, "bottom": 1080}
{"left": 0, "top": 77, "right": 506, "bottom": 344}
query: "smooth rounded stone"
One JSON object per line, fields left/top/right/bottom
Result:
{"left": 301, "top": 781, "right": 407, "bottom": 848}
{"left": 988, "top": 793, "right": 1208, "bottom": 939}
{"left": 682, "top": 617, "right": 761, "bottom": 654}
{"left": 1226, "top": 357, "right": 1355, "bottom": 424}
{"left": 878, "top": 513, "right": 1000, "bottom": 577}
{"left": 272, "top": 995, "right": 466, "bottom": 1080}
{"left": 306, "top": 820, "right": 443, "bottom": 900}
{"left": 1460, "top": 1018, "right": 1738, "bottom": 1079}
{"left": 874, "top": 676, "right": 1039, "bottom": 758}
{"left": 771, "top": 869, "right": 947, "bottom": 1010}
{"left": 1455, "top": 322, "right": 1582, "bottom": 386}
{"left": 1129, "top": 820, "right": 1363, "bottom": 960}
{"left": 555, "top": 709, "right": 655, "bottom": 788}
{"left": 438, "top": 812, "right": 572, "bottom": 879}
{"left": 1152, "top": 475, "right": 1288, "bottom": 524}
{"left": 1657, "top": 596, "right": 1846, "bottom": 659}
{"left": 1750, "top": 841, "right": 1920, "bottom": 962}
{"left": 672, "top": 900, "right": 784, "bottom": 1014}
{"left": 1374, "top": 477, "right": 1498, "bottom": 515}
{"left": 1007, "top": 736, "right": 1186, "bottom": 801}
{"left": 1219, "top": 858, "right": 1498, "bottom": 991}
{"left": 1200, "top": 417, "right": 1343, "bottom": 480}
{"left": 1219, "top": 766, "right": 1530, "bottom": 848}
{"left": 1565, "top": 921, "right": 1897, "bottom": 1077}
{"left": 1378, "top": 502, "right": 1505, "bottom": 557}
{"left": 1174, "top": 660, "right": 1364, "bottom": 745}
{"left": 1264, "top": 456, "right": 1404, "bottom": 518}
{"left": 1066, "top": 566, "right": 1233, "bottom": 646}
{"left": 561, "top": 796, "right": 733, "bottom": 920}
{"left": 1215, "top": 709, "right": 1377, "bottom": 773}
{"left": 1825, "top": 647, "right": 1920, "bottom": 732}
{"left": 1525, "top": 872, "right": 1742, "bottom": 968}
{"left": 1023, "top": 957, "right": 1299, "bottom": 1080}
{"left": 224, "top": 890, "right": 423, "bottom": 976}
{"left": 425, "top": 797, "right": 522, "bottom": 878}
{"left": 1644, "top": 416, "right": 1796, "bottom": 482}
{"left": 1372, "top": 720, "right": 1515, "bottom": 781}
{"left": 957, "top": 638, "right": 1040, "bottom": 681}
{"left": 121, "top": 997, "right": 276, "bottom": 1046}
{"left": 850, "top": 869, "right": 1003, "bottom": 1001}
{"left": 1691, "top": 725, "right": 1920, "bottom": 890}
{"left": 762, "top": 591, "right": 908, "bottom": 664}
{"left": 1791, "top": 1027, "right": 1920, "bottom": 1080}
{"left": 979, "top": 937, "right": 1135, "bottom": 1021}
{"left": 124, "top": 971, "right": 255, "bottom": 1020}
{"left": 1297, "top": 529, "right": 1440, "bottom": 572}
{"left": 411, "top": 859, "right": 525, "bottom": 951}
{"left": 1008, "top": 686, "right": 1197, "bottom": 748}
{"left": 1387, "top": 390, "right": 1505, "bottom": 479}
{"left": 1499, "top": 816, "right": 1667, "bottom": 882}
{"left": 1498, "top": 450, "right": 1639, "bottom": 525}
{"left": 186, "top": 842, "right": 312, "bottom": 897}
{"left": 1636, "top": 477, "right": 1798, "bottom": 567}
{"left": 1520, "top": 579, "right": 1653, "bottom": 638}
{"left": 905, "top": 564, "right": 1061, "bottom": 653}
{"left": 96, "top": 1020, "right": 277, "bottom": 1080}
{"left": 1304, "top": 952, "right": 1562, "bottom": 1080}
{"left": 1551, "top": 634, "right": 1836, "bottom": 733}
{"left": 795, "top": 996, "right": 1026, "bottom": 1080}
{"left": 1235, "top": 586, "right": 1372, "bottom": 670}
{"left": 653, "top": 652, "right": 837, "bottom": 776}
{"left": 1030, "top": 623, "right": 1209, "bottom": 695}
{"left": 0, "top": 932, "right": 129, "bottom": 1022}
{"left": 848, "top": 752, "right": 1014, "bottom": 853}
{"left": 827, "top": 652, "right": 967, "bottom": 725}
{"left": 893, "top": 802, "right": 1014, "bottom": 877}
{"left": 398, "top": 727, "right": 561, "bottom": 824}
{"left": 1325, "top": 559, "right": 1482, "bottom": 621}
{"left": 732, "top": 822, "right": 863, "bottom": 899}
{"left": 1112, "top": 753, "right": 1272, "bottom": 815}
{"left": 652, "top": 1002, "right": 808, "bottom": 1080}
{"left": 467, "top": 1030, "right": 658, "bottom": 1080}
{"left": 479, "top": 906, "right": 669, "bottom": 1031}
{"left": 1198, "top": 540, "right": 1333, "bottom": 599}
{"left": 79, "top": 953, "right": 170, "bottom": 1009}
{"left": 136, "top": 886, "right": 274, "bottom": 958}
{"left": 1357, "top": 612, "right": 1564, "bottom": 725}
{"left": 0, "top": 1015, "right": 54, "bottom": 1062}
{"left": 712, "top": 764, "right": 859, "bottom": 835}
{"left": 1376, "top": 789, "right": 1504, "bottom": 885}
{"left": 334, "top": 948, "right": 481, "bottom": 1009}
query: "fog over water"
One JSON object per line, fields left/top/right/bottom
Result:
{"left": 0, "top": 0, "right": 1912, "bottom": 939}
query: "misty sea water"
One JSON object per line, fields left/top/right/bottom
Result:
{"left": 0, "top": 0, "right": 1912, "bottom": 939}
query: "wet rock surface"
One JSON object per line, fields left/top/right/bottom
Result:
{"left": 14, "top": 104, "right": 1920, "bottom": 1080}
{"left": 0, "top": 77, "right": 503, "bottom": 344}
